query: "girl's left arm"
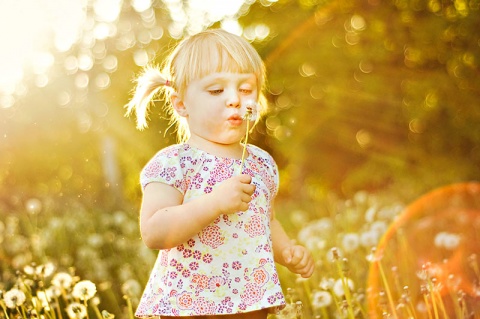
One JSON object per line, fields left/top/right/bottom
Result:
{"left": 271, "top": 215, "right": 315, "bottom": 278}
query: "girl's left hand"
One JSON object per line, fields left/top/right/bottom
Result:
{"left": 281, "top": 245, "right": 315, "bottom": 278}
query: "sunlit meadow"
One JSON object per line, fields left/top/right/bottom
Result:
{"left": 1, "top": 183, "right": 479, "bottom": 319}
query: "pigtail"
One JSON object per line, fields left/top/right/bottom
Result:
{"left": 125, "top": 66, "right": 171, "bottom": 130}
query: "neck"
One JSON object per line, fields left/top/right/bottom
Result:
{"left": 186, "top": 137, "right": 243, "bottom": 159}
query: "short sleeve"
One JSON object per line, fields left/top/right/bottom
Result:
{"left": 140, "top": 146, "right": 185, "bottom": 193}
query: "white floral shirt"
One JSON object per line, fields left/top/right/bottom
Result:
{"left": 135, "top": 143, "right": 286, "bottom": 317}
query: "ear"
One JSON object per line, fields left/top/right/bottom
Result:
{"left": 171, "top": 93, "right": 188, "bottom": 117}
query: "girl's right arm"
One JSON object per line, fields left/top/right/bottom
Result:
{"left": 139, "top": 174, "right": 255, "bottom": 250}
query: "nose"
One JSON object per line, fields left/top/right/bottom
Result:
{"left": 226, "top": 89, "right": 240, "bottom": 108}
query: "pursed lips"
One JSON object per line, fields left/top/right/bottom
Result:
{"left": 227, "top": 114, "right": 243, "bottom": 126}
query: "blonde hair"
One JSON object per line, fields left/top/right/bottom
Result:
{"left": 125, "top": 29, "right": 268, "bottom": 143}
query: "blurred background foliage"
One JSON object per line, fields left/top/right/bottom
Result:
{"left": 0, "top": 0, "right": 479, "bottom": 316}
{"left": 1, "top": 0, "right": 479, "bottom": 208}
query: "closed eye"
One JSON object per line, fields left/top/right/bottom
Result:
{"left": 208, "top": 89, "right": 224, "bottom": 95}
{"left": 240, "top": 88, "right": 253, "bottom": 94}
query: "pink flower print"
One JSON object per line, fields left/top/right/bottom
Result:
{"left": 211, "top": 161, "right": 233, "bottom": 181}
{"left": 244, "top": 215, "right": 266, "bottom": 238}
{"left": 203, "top": 253, "right": 213, "bottom": 263}
{"left": 232, "top": 261, "right": 242, "bottom": 270}
{"left": 176, "top": 291, "right": 194, "bottom": 310}
{"left": 182, "top": 249, "right": 192, "bottom": 258}
{"left": 160, "top": 251, "right": 168, "bottom": 266}
{"left": 176, "top": 263, "right": 184, "bottom": 272}
{"left": 187, "top": 239, "right": 195, "bottom": 247}
{"left": 252, "top": 266, "right": 269, "bottom": 287}
{"left": 193, "top": 297, "right": 216, "bottom": 315}
{"left": 182, "top": 269, "right": 191, "bottom": 277}
{"left": 267, "top": 295, "right": 277, "bottom": 305}
{"left": 193, "top": 250, "right": 202, "bottom": 260}
{"left": 189, "top": 261, "right": 199, "bottom": 271}
{"left": 191, "top": 274, "right": 209, "bottom": 291}
{"left": 199, "top": 225, "right": 224, "bottom": 248}
{"left": 240, "top": 282, "right": 265, "bottom": 306}
{"left": 208, "top": 276, "right": 226, "bottom": 291}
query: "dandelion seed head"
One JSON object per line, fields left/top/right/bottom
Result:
{"left": 311, "top": 290, "right": 332, "bottom": 308}
{"left": 52, "top": 272, "right": 74, "bottom": 289}
{"left": 72, "top": 280, "right": 97, "bottom": 301}
{"left": 360, "top": 230, "right": 379, "bottom": 248}
{"left": 4, "top": 288, "right": 27, "bottom": 308}
{"left": 66, "top": 302, "right": 87, "bottom": 319}
{"left": 241, "top": 99, "right": 258, "bottom": 121}
{"left": 319, "top": 277, "right": 335, "bottom": 290}
{"left": 333, "top": 278, "right": 354, "bottom": 297}
{"left": 341, "top": 233, "right": 360, "bottom": 253}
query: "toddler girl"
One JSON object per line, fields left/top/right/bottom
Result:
{"left": 126, "top": 29, "right": 314, "bottom": 319}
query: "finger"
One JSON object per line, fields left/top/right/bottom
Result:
{"left": 239, "top": 174, "right": 252, "bottom": 184}
{"left": 282, "top": 247, "right": 294, "bottom": 264}
{"left": 239, "top": 202, "right": 250, "bottom": 212}
{"left": 289, "top": 247, "right": 306, "bottom": 266}
{"left": 241, "top": 194, "right": 253, "bottom": 203}
{"left": 244, "top": 184, "right": 256, "bottom": 195}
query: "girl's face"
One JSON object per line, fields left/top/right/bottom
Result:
{"left": 172, "top": 72, "right": 258, "bottom": 154}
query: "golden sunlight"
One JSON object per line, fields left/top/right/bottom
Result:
{"left": 0, "top": 0, "right": 85, "bottom": 107}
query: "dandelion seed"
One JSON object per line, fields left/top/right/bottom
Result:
{"left": 342, "top": 233, "right": 360, "bottom": 253}
{"left": 333, "top": 278, "right": 354, "bottom": 297}
{"left": 72, "top": 280, "right": 97, "bottom": 301}
{"left": 4, "top": 288, "right": 27, "bottom": 308}
{"left": 311, "top": 290, "right": 333, "bottom": 308}
{"left": 66, "top": 302, "right": 87, "bottom": 319}
{"left": 52, "top": 272, "right": 74, "bottom": 289}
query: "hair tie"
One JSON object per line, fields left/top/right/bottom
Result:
{"left": 165, "top": 80, "right": 171, "bottom": 87}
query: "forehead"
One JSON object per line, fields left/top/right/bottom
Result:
{"left": 189, "top": 46, "right": 256, "bottom": 81}
{"left": 198, "top": 72, "right": 257, "bottom": 84}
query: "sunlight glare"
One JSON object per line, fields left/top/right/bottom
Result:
{"left": 0, "top": 0, "right": 86, "bottom": 105}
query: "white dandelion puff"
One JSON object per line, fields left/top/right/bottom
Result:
{"left": 72, "top": 280, "right": 97, "bottom": 301}
{"left": 3, "top": 288, "right": 27, "bottom": 308}
{"left": 311, "top": 290, "right": 333, "bottom": 308}
{"left": 66, "top": 302, "right": 88, "bottom": 319}
{"left": 52, "top": 272, "right": 74, "bottom": 289}
{"left": 333, "top": 278, "right": 354, "bottom": 297}
{"left": 342, "top": 233, "right": 360, "bottom": 253}
{"left": 241, "top": 99, "right": 258, "bottom": 121}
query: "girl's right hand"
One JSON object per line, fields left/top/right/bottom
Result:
{"left": 212, "top": 174, "right": 256, "bottom": 215}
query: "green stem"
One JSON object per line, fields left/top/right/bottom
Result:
{"left": 239, "top": 119, "right": 250, "bottom": 174}
{"left": 377, "top": 260, "right": 398, "bottom": 318}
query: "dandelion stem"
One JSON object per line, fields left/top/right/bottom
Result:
{"left": 239, "top": 118, "right": 250, "bottom": 174}
{"left": 377, "top": 260, "right": 398, "bottom": 318}
{"left": 333, "top": 259, "right": 355, "bottom": 319}
{"left": 1, "top": 303, "right": 10, "bottom": 319}
{"left": 125, "top": 295, "right": 135, "bottom": 319}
